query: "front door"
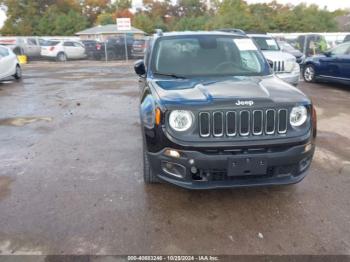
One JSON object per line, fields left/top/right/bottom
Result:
{"left": 320, "top": 43, "right": 350, "bottom": 80}
{"left": 0, "top": 47, "right": 13, "bottom": 79}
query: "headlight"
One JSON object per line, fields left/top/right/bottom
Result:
{"left": 290, "top": 106, "right": 307, "bottom": 127}
{"left": 169, "top": 110, "right": 193, "bottom": 132}
{"left": 292, "top": 62, "right": 300, "bottom": 73}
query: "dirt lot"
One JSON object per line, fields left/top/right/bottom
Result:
{"left": 0, "top": 61, "right": 349, "bottom": 255}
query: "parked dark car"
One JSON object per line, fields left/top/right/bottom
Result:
{"left": 134, "top": 31, "right": 316, "bottom": 189}
{"left": 131, "top": 39, "right": 147, "bottom": 59}
{"left": 303, "top": 42, "right": 350, "bottom": 84}
{"left": 278, "top": 40, "right": 305, "bottom": 64}
{"left": 105, "top": 36, "right": 133, "bottom": 60}
{"left": 82, "top": 40, "right": 104, "bottom": 60}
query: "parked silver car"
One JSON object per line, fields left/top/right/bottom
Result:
{"left": 249, "top": 34, "right": 300, "bottom": 86}
{"left": 0, "top": 37, "right": 42, "bottom": 58}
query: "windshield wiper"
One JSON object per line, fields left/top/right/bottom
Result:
{"left": 154, "top": 72, "right": 187, "bottom": 79}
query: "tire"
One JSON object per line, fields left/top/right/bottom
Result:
{"left": 143, "top": 146, "right": 160, "bottom": 184}
{"left": 56, "top": 52, "right": 67, "bottom": 62}
{"left": 13, "top": 65, "right": 22, "bottom": 80}
{"left": 303, "top": 64, "right": 316, "bottom": 83}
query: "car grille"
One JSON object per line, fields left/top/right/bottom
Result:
{"left": 273, "top": 61, "right": 285, "bottom": 72}
{"left": 199, "top": 109, "right": 288, "bottom": 138}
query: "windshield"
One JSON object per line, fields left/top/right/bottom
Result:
{"left": 252, "top": 37, "right": 280, "bottom": 51}
{"left": 278, "top": 41, "right": 295, "bottom": 51}
{"left": 151, "top": 35, "right": 268, "bottom": 77}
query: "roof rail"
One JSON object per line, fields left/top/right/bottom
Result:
{"left": 155, "top": 29, "right": 163, "bottom": 37}
{"left": 217, "top": 28, "right": 246, "bottom": 36}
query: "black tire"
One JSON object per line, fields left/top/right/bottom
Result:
{"left": 303, "top": 64, "right": 316, "bottom": 83}
{"left": 143, "top": 146, "right": 160, "bottom": 184}
{"left": 56, "top": 52, "right": 67, "bottom": 62}
{"left": 13, "top": 65, "right": 22, "bottom": 80}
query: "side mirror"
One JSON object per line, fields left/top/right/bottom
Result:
{"left": 134, "top": 60, "right": 146, "bottom": 76}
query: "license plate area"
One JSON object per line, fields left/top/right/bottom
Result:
{"left": 227, "top": 157, "right": 267, "bottom": 176}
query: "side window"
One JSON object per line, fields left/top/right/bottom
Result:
{"left": 27, "top": 38, "right": 37, "bottom": 45}
{"left": 73, "top": 42, "right": 84, "bottom": 48}
{"left": 332, "top": 44, "right": 350, "bottom": 56}
{"left": 0, "top": 47, "right": 10, "bottom": 58}
{"left": 64, "top": 42, "right": 74, "bottom": 47}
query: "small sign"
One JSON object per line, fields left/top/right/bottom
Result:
{"left": 116, "top": 18, "right": 131, "bottom": 31}
{"left": 266, "top": 39, "right": 277, "bottom": 46}
{"left": 233, "top": 39, "right": 258, "bottom": 51}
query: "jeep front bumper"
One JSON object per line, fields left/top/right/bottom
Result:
{"left": 147, "top": 142, "right": 315, "bottom": 189}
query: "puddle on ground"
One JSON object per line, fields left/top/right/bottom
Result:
{"left": 0, "top": 176, "right": 13, "bottom": 201}
{"left": 0, "top": 117, "right": 52, "bottom": 127}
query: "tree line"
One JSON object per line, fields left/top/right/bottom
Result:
{"left": 0, "top": 0, "right": 348, "bottom": 36}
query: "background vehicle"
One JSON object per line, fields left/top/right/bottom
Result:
{"left": 82, "top": 40, "right": 104, "bottom": 60}
{"left": 278, "top": 40, "right": 305, "bottom": 64}
{"left": 41, "top": 40, "right": 86, "bottom": 61}
{"left": 135, "top": 31, "right": 316, "bottom": 189}
{"left": 343, "top": 34, "right": 350, "bottom": 43}
{"left": 104, "top": 36, "right": 133, "bottom": 60}
{"left": 0, "top": 37, "right": 41, "bottom": 58}
{"left": 249, "top": 34, "right": 300, "bottom": 86}
{"left": 295, "top": 34, "right": 328, "bottom": 57}
{"left": 131, "top": 39, "right": 147, "bottom": 59}
{"left": 0, "top": 45, "right": 22, "bottom": 81}
{"left": 303, "top": 42, "right": 350, "bottom": 84}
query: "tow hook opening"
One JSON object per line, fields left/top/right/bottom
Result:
{"left": 191, "top": 168, "right": 208, "bottom": 181}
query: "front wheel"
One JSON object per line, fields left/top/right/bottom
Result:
{"left": 13, "top": 65, "right": 22, "bottom": 80}
{"left": 303, "top": 64, "right": 316, "bottom": 83}
{"left": 143, "top": 146, "right": 160, "bottom": 184}
{"left": 56, "top": 52, "right": 67, "bottom": 62}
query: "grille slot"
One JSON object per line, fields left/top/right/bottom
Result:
{"left": 253, "top": 110, "right": 263, "bottom": 135}
{"left": 278, "top": 109, "right": 288, "bottom": 134}
{"left": 265, "top": 109, "right": 276, "bottom": 135}
{"left": 239, "top": 111, "right": 250, "bottom": 136}
{"left": 226, "top": 111, "right": 237, "bottom": 136}
{"left": 199, "top": 108, "right": 288, "bottom": 138}
{"left": 199, "top": 112, "right": 210, "bottom": 137}
{"left": 213, "top": 112, "right": 224, "bottom": 137}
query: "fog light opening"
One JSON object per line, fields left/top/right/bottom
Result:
{"left": 161, "top": 161, "right": 186, "bottom": 178}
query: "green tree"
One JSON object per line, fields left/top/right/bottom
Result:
{"left": 133, "top": 13, "right": 155, "bottom": 34}
{"left": 96, "top": 13, "right": 114, "bottom": 25}
{"left": 36, "top": 7, "right": 88, "bottom": 35}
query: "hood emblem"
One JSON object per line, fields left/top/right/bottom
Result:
{"left": 236, "top": 100, "right": 254, "bottom": 106}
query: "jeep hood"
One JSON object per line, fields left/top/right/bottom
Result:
{"left": 151, "top": 76, "right": 309, "bottom": 107}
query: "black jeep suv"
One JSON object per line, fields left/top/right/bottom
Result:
{"left": 134, "top": 31, "right": 316, "bottom": 189}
